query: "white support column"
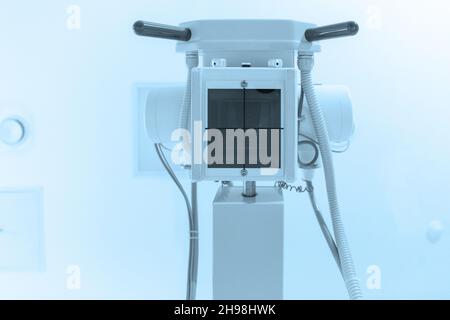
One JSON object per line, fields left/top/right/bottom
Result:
{"left": 213, "top": 185, "right": 284, "bottom": 299}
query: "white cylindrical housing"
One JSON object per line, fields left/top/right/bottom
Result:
{"left": 145, "top": 84, "right": 185, "bottom": 147}
{"left": 299, "top": 85, "right": 355, "bottom": 149}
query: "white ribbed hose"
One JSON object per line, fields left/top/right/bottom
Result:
{"left": 298, "top": 54, "right": 363, "bottom": 300}
{"left": 179, "top": 51, "right": 199, "bottom": 131}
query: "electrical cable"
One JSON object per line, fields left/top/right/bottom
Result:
{"left": 275, "top": 181, "right": 311, "bottom": 193}
{"left": 154, "top": 143, "right": 198, "bottom": 300}
{"left": 305, "top": 180, "right": 342, "bottom": 274}
{"left": 189, "top": 182, "right": 199, "bottom": 300}
{"left": 276, "top": 179, "right": 343, "bottom": 275}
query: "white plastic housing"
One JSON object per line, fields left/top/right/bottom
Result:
{"left": 299, "top": 85, "right": 355, "bottom": 149}
{"left": 144, "top": 83, "right": 355, "bottom": 173}
{"left": 176, "top": 20, "right": 320, "bottom": 68}
{"left": 176, "top": 20, "right": 318, "bottom": 51}
{"left": 191, "top": 67, "right": 298, "bottom": 182}
{"left": 144, "top": 84, "right": 184, "bottom": 147}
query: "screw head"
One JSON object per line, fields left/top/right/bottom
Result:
{"left": 241, "top": 80, "right": 248, "bottom": 88}
{"left": 240, "top": 168, "right": 248, "bottom": 176}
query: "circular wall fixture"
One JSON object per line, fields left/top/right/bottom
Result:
{"left": 0, "top": 117, "right": 26, "bottom": 146}
{"left": 427, "top": 220, "right": 444, "bottom": 244}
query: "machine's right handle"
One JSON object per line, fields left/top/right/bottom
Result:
{"left": 304, "top": 21, "right": 359, "bottom": 42}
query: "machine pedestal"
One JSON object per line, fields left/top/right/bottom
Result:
{"left": 212, "top": 185, "right": 284, "bottom": 299}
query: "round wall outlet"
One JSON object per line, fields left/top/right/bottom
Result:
{"left": 0, "top": 117, "right": 26, "bottom": 146}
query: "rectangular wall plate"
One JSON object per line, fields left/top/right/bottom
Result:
{"left": 0, "top": 188, "right": 45, "bottom": 271}
{"left": 133, "top": 82, "right": 184, "bottom": 176}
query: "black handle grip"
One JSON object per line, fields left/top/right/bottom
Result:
{"left": 133, "top": 20, "right": 191, "bottom": 41}
{"left": 304, "top": 21, "right": 359, "bottom": 42}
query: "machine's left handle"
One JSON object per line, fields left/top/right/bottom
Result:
{"left": 133, "top": 20, "right": 191, "bottom": 41}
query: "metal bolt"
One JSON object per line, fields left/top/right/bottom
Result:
{"left": 241, "top": 80, "right": 248, "bottom": 88}
{"left": 240, "top": 168, "right": 248, "bottom": 176}
{"left": 242, "top": 181, "right": 257, "bottom": 197}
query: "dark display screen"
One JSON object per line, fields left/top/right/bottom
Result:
{"left": 206, "top": 89, "right": 282, "bottom": 168}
